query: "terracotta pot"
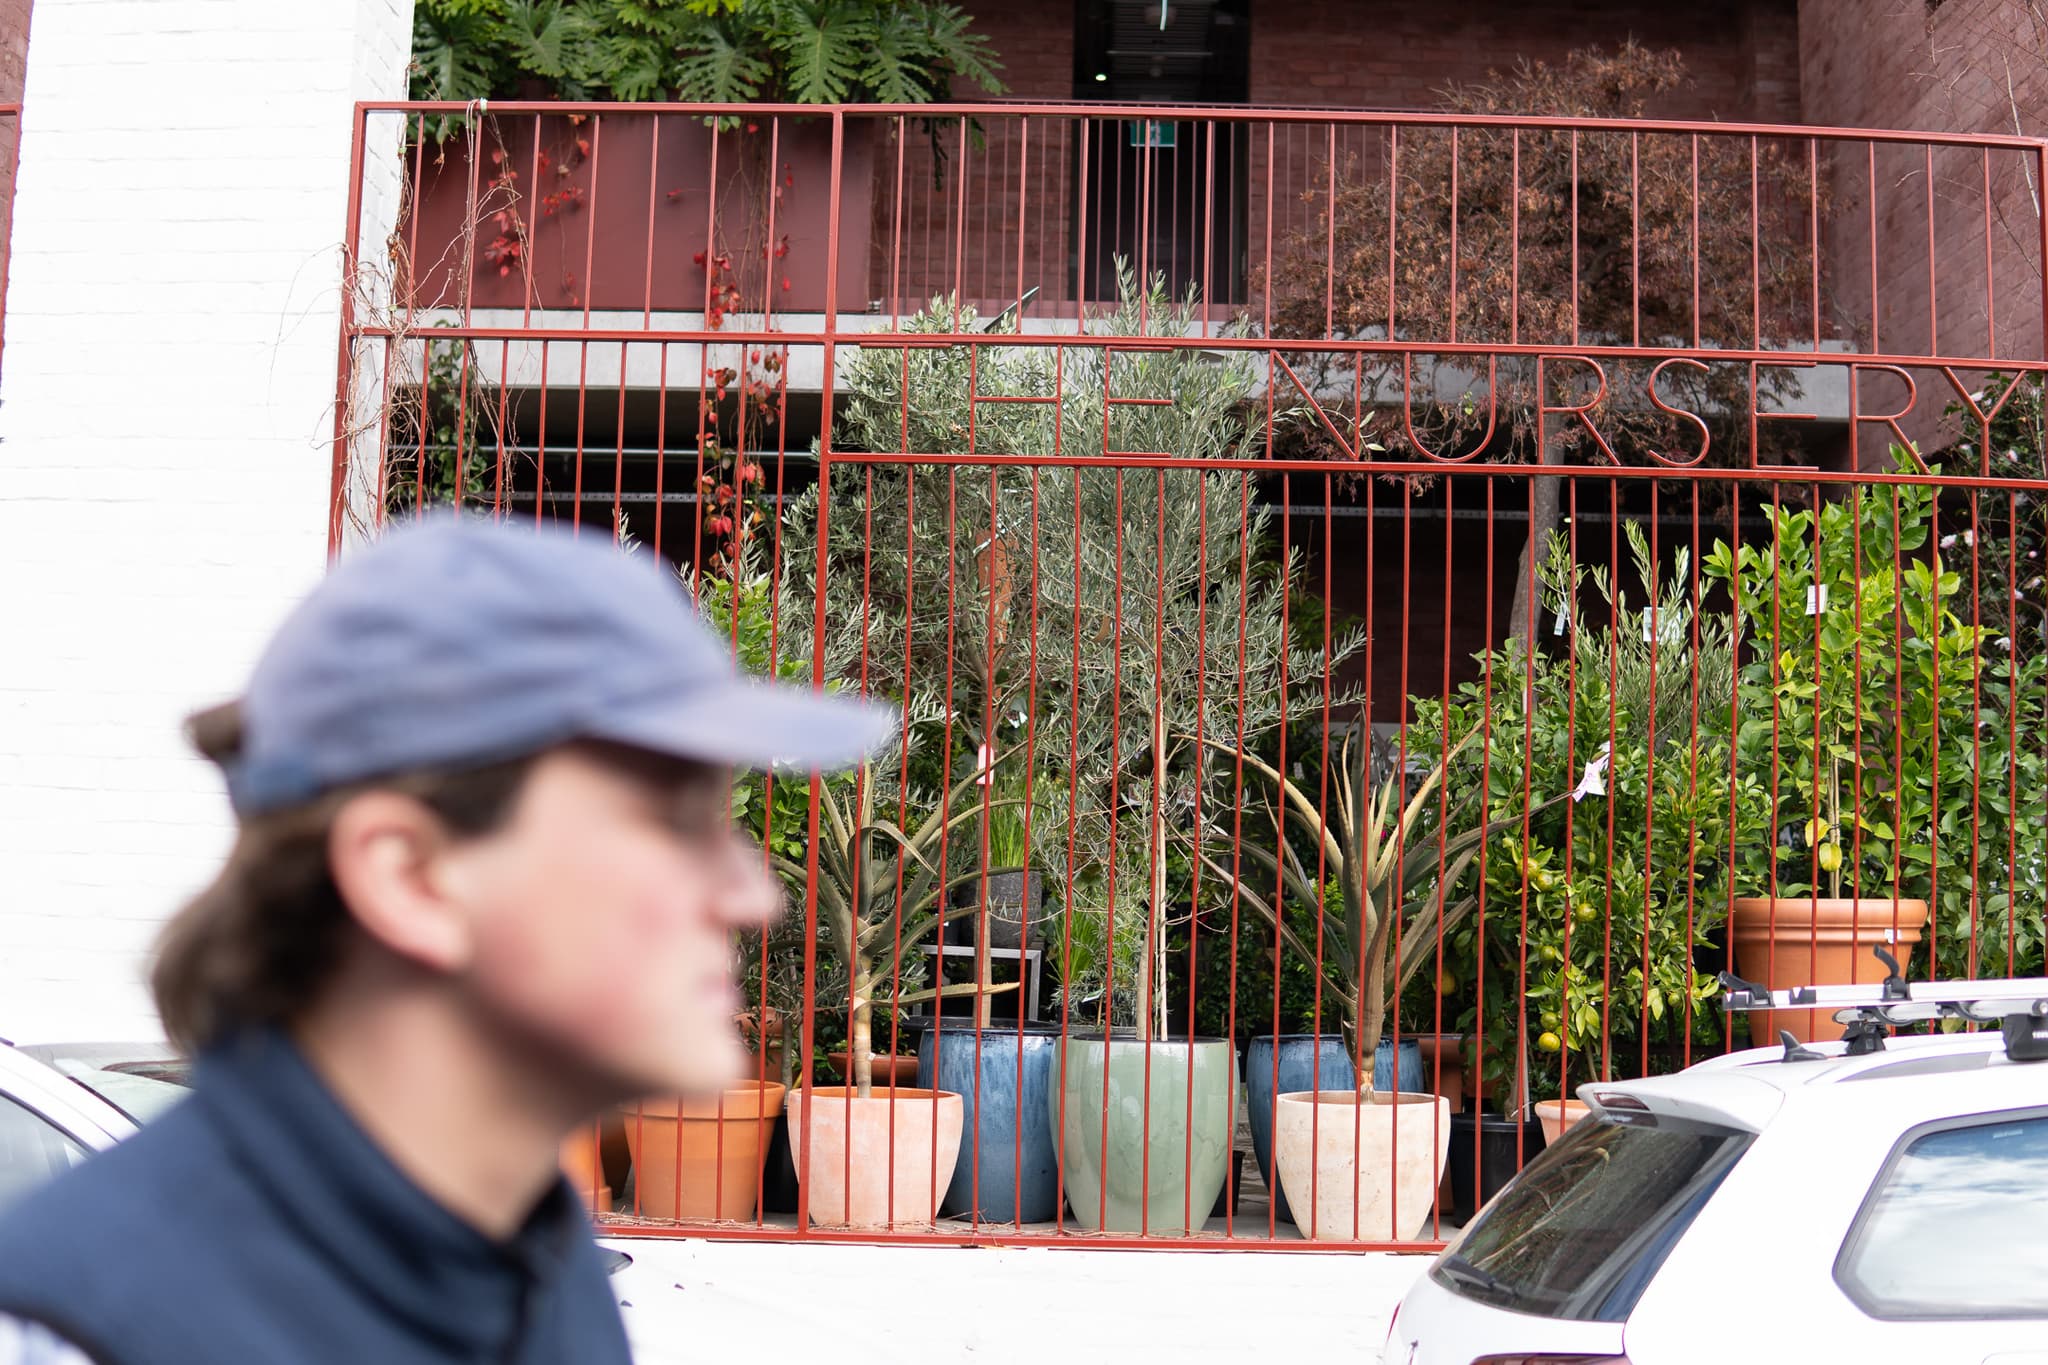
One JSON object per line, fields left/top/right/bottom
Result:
{"left": 621, "top": 1080, "right": 786, "bottom": 1222}
{"left": 785, "top": 1087, "right": 964, "bottom": 1229}
{"left": 560, "top": 1125, "right": 611, "bottom": 1213}
{"left": 1413, "top": 1034, "right": 1466, "bottom": 1112}
{"left": 1532, "top": 1098, "right": 1591, "bottom": 1146}
{"left": 828, "top": 1050, "right": 919, "bottom": 1088}
{"left": 1730, "top": 897, "right": 1928, "bottom": 1044}
{"left": 1272, "top": 1090, "right": 1452, "bottom": 1242}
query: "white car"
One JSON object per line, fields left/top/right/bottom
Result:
{"left": 1383, "top": 983, "right": 2048, "bottom": 1365}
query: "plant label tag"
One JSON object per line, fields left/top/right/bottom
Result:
{"left": 1554, "top": 609, "right": 1569, "bottom": 636}
{"left": 1806, "top": 584, "right": 1828, "bottom": 616}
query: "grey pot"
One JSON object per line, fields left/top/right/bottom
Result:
{"left": 945, "top": 869, "right": 1046, "bottom": 951}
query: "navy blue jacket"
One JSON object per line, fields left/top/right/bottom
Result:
{"left": 0, "top": 1029, "right": 633, "bottom": 1365}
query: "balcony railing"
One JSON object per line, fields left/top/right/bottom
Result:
{"left": 338, "top": 102, "right": 2048, "bottom": 1249}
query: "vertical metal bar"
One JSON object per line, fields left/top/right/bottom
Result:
{"left": 328, "top": 103, "right": 371, "bottom": 556}
{"left": 794, "top": 109, "right": 849, "bottom": 1241}
{"left": 1926, "top": 143, "right": 1939, "bottom": 356}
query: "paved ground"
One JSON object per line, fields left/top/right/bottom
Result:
{"left": 604, "top": 1236, "right": 1431, "bottom": 1363}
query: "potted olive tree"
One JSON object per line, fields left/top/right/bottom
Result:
{"left": 1701, "top": 452, "right": 1994, "bottom": 1041}
{"left": 783, "top": 270, "right": 1365, "bottom": 1233}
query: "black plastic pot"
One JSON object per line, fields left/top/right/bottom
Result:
{"left": 1209, "top": 1147, "right": 1244, "bottom": 1220}
{"left": 943, "top": 870, "right": 1046, "bottom": 951}
{"left": 1446, "top": 1109, "right": 1546, "bottom": 1223}
{"left": 760, "top": 1110, "right": 800, "bottom": 1215}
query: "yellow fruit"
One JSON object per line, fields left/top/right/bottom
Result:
{"left": 1574, "top": 901, "right": 1598, "bottom": 922}
{"left": 1537, "top": 1031, "right": 1563, "bottom": 1053}
{"left": 1818, "top": 842, "right": 1843, "bottom": 873}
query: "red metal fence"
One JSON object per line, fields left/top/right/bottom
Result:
{"left": 337, "top": 102, "right": 2048, "bottom": 1248}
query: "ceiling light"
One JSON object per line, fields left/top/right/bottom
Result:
{"left": 1094, "top": 71, "right": 1108, "bottom": 82}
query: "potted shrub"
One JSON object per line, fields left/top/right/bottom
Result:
{"left": 403, "top": 0, "right": 1002, "bottom": 315}
{"left": 1410, "top": 525, "right": 1736, "bottom": 1215}
{"left": 774, "top": 720, "right": 1038, "bottom": 1229}
{"left": 1202, "top": 722, "right": 1546, "bottom": 1240}
{"left": 1701, "top": 452, "right": 1997, "bottom": 1041}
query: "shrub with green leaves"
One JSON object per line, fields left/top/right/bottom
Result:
{"left": 411, "top": 0, "right": 1003, "bottom": 106}
{"left": 1703, "top": 450, "right": 2047, "bottom": 983}
{"left": 1410, "top": 522, "right": 1739, "bottom": 1107}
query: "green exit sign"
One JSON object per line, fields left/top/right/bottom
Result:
{"left": 1126, "top": 119, "right": 1178, "bottom": 149}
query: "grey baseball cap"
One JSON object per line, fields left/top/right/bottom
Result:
{"left": 216, "top": 517, "right": 895, "bottom": 817}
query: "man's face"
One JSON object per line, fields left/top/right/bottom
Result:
{"left": 436, "top": 745, "right": 781, "bottom": 1100}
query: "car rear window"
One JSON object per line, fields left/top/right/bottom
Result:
{"left": 1836, "top": 1110, "right": 2048, "bottom": 1320}
{"left": 1433, "top": 1113, "right": 1751, "bottom": 1322}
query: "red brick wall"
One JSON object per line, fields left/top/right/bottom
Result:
{"left": 1248, "top": 0, "right": 1799, "bottom": 120}
{"left": 870, "top": 0, "right": 1805, "bottom": 320}
{"left": 1799, "top": 0, "right": 2048, "bottom": 456}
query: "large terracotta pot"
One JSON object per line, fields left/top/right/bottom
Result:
{"left": 1730, "top": 897, "right": 1928, "bottom": 1044}
{"left": 785, "top": 1087, "right": 964, "bottom": 1229}
{"left": 622, "top": 1080, "right": 786, "bottom": 1222}
{"left": 1052, "top": 1035, "right": 1238, "bottom": 1235}
{"left": 1273, "top": 1090, "right": 1452, "bottom": 1242}
{"left": 1532, "top": 1098, "right": 1591, "bottom": 1146}
{"left": 560, "top": 1125, "right": 611, "bottom": 1213}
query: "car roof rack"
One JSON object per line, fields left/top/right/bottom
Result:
{"left": 1719, "top": 947, "right": 2048, "bottom": 1062}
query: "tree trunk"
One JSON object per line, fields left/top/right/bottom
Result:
{"left": 1506, "top": 432, "right": 1568, "bottom": 645}
{"left": 851, "top": 1001, "right": 873, "bottom": 1100}
{"left": 779, "top": 1013, "right": 797, "bottom": 1092}
{"left": 1137, "top": 712, "right": 1170, "bottom": 1042}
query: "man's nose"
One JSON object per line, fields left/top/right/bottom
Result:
{"left": 718, "top": 833, "right": 785, "bottom": 930}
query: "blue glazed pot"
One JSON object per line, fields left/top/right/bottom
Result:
{"left": 915, "top": 1022, "right": 1062, "bottom": 1223}
{"left": 1245, "top": 1035, "right": 1425, "bottom": 1225}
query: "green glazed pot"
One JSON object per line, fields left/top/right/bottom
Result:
{"left": 1050, "top": 1034, "right": 1238, "bottom": 1234}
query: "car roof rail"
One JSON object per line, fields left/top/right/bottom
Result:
{"left": 1720, "top": 946, "right": 2048, "bottom": 1061}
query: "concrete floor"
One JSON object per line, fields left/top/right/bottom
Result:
{"left": 603, "top": 1235, "right": 1432, "bottom": 1364}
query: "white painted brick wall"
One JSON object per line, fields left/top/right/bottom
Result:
{"left": 0, "top": 0, "right": 416, "bottom": 1042}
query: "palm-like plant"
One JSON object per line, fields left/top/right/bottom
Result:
{"left": 1200, "top": 721, "right": 1563, "bottom": 1092}
{"left": 776, "top": 727, "right": 1038, "bottom": 1098}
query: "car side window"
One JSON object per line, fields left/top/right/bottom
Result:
{"left": 1836, "top": 1108, "right": 2048, "bottom": 1320}
{"left": 0, "top": 1097, "right": 89, "bottom": 1215}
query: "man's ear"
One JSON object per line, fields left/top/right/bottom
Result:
{"left": 327, "top": 792, "right": 475, "bottom": 974}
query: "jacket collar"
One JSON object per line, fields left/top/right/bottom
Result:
{"left": 193, "top": 1028, "right": 586, "bottom": 1354}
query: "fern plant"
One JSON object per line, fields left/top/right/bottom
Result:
{"left": 410, "top": 0, "right": 1003, "bottom": 107}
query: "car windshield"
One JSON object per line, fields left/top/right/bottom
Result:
{"left": 1434, "top": 1112, "right": 1751, "bottom": 1322}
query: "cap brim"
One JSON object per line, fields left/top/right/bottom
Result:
{"left": 587, "top": 680, "right": 900, "bottom": 773}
